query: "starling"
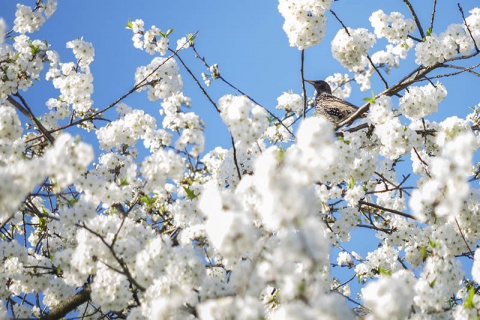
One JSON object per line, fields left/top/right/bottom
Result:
{"left": 305, "top": 80, "right": 362, "bottom": 123}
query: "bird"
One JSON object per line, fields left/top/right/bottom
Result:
{"left": 305, "top": 80, "right": 363, "bottom": 123}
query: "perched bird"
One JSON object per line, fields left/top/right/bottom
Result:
{"left": 305, "top": 80, "right": 362, "bottom": 123}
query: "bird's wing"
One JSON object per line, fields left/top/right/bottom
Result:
{"left": 322, "top": 95, "right": 359, "bottom": 111}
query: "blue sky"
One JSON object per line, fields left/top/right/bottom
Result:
{"left": 2, "top": 0, "right": 479, "bottom": 152}
{"left": 2, "top": 0, "right": 480, "bottom": 304}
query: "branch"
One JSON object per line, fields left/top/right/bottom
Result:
{"left": 39, "top": 286, "right": 91, "bottom": 320}
{"left": 429, "top": 0, "right": 437, "bottom": 35}
{"left": 367, "top": 55, "right": 388, "bottom": 89}
{"left": 170, "top": 48, "right": 220, "bottom": 114}
{"left": 81, "top": 223, "right": 146, "bottom": 292}
{"left": 335, "top": 62, "right": 441, "bottom": 128}
{"left": 7, "top": 94, "right": 55, "bottom": 144}
{"left": 301, "top": 50, "right": 307, "bottom": 119}
{"left": 454, "top": 218, "right": 474, "bottom": 257}
{"left": 231, "top": 135, "right": 242, "bottom": 180}
{"left": 170, "top": 48, "right": 242, "bottom": 179}
{"left": 329, "top": 10, "right": 350, "bottom": 35}
{"left": 359, "top": 200, "right": 417, "bottom": 220}
{"left": 458, "top": 3, "right": 480, "bottom": 53}
{"left": 190, "top": 46, "right": 295, "bottom": 138}
{"left": 427, "top": 63, "right": 480, "bottom": 78}
{"left": 403, "top": 0, "right": 425, "bottom": 39}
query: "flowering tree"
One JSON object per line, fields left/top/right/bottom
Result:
{"left": 1, "top": 0, "right": 480, "bottom": 319}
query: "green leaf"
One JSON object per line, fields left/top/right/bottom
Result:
{"left": 276, "top": 146, "right": 286, "bottom": 161}
{"left": 187, "top": 33, "right": 197, "bottom": 45}
{"left": 378, "top": 267, "right": 392, "bottom": 276}
{"left": 29, "top": 42, "right": 40, "bottom": 55}
{"left": 165, "top": 28, "right": 174, "bottom": 38}
{"left": 419, "top": 246, "right": 429, "bottom": 260}
{"left": 126, "top": 19, "right": 133, "bottom": 29}
{"left": 140, "top": 195, "right": 156, "bottom": 208}
{"left": 363, "top": 90, "right": 376, "bottom": 104}
{"left": 56, "top": 266, "right": 62, "bottom": 275}
{"left": 183, "top": 186, "right": 198, "bottom": 199}
{"left": 296, "top": 279, "right": 306, "bottom": 293}
{"left": 67, "top": 197, "right": 79, "bottom": 207}
{"left": 426, "top": 28, "right": 432, "bottom": 37}
{"left": 119, "top": 178, "right": 129, "bottom": 187}
{"left": 38, "top": 216, "right": 47, "bottom": 228}
{"left": 337, "top": 136, "right": 350, "bottom": 145}
{"left": 464, "top": 286, "right": 475, "bottom": 309}
{"left": 348, "top": 176, "right": 355, "bottom": 189}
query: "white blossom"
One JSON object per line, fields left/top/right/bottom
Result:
{"left": 278, "top": 0, "right": 332, "bottom": 50}
{"left": 331, "top": 27, "right": 376, "bottom": 72}
{"left": 399, "top": 82, "right": 447, "bottom": 120}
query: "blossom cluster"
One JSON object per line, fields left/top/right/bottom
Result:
{"left": 201, "top": 63, "right": 220, "bottom": 87}
{"left": 0, "top": 34, "right": 48, "bottom": 96}
{"left": 331, "top": 27, "right": 376, "bottom": 72}
{"left": 275, "top": 91, "right": 303, "bottom": 116}
{"left": 134, "top": 57, "right": 183, "bottom": 101}
{"left": 369, "top": 10, "right": 415, "bottom": 44}
{"left": 415, "top": 9, "right": 480, "bottom": 67}
{"left": 13, "top": 1, "right": 57, "bottom": 34}
{"left": 399, "top": 82, "right": 447, "bottom": 120}
{"left": 368, "top": 96, "right": 421, "bottom": 159}
{"left": 48, "top": 39, "right": 95, "bottom": 115}
{"left": 218, "top": 95, "right": 268, "bottom": 149}
{"left": 128, "top": 19, "right": 169, "bottom": 55}
{"left": 278, "top": 0, "right": 333, "bottom": 50}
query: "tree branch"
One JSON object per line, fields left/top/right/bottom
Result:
{"left": 7, "top": 94, "right": 55, "bottom": 144}
{"left": 301, "top": 50, "right": 307, "bottom": 119}
{"left": 39, "top": 286, "right": 91, "bottom": 320}
{"left": 458, "top": 3, "right": 480, "bottom": 53}
{"left": 367, "top": 55, "right": 388, "bottom": 89}
{"left": 190, "top": 46, "right": 295, "bottom": 138}
{"left": 359, "top": 200, "right": 417, "bottom": 220}
{"left": 429, "top": 0, "right": 437, "bottom": 34}
{"left": 403, "top": 0, "right": 425, "bottom": 39}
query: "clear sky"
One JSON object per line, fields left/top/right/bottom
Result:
{"left": 2, "top": 0, "right": 480, "bottom": 303}
{"left": 1, "top": 0, "right": 479, "bottom": 152}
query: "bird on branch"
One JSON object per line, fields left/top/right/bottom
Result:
{"left": 305, "top": 80, "right": 365, "bottom": 124}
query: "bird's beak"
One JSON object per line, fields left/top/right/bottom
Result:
{"left": 305, "top": 80, "right": 314, "bottom": 85}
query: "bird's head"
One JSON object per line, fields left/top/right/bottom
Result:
{"left": 305, "top": 80, "right": 332, "bottom": 95}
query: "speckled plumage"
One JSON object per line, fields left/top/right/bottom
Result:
{"left": 306, "top": 80, "right": 360, "bottom": 123}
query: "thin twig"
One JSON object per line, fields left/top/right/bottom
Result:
{"left": 367, "top": 55, "right": 388, "bottom": 89}
{"left": 170, "top": 48, "right": 220, "bottom": 113}
{"left": 412, "top": 147, "right": 431, "bottom": 178}
{"left": 8, "top": 94, "right": 55, "bottom": 144}
{"left": 230, "top": 135, "right": 242, "bottom": 180}
{"left": 429, "top": 0, "right": 437, "bottom": 34}
{"left": 301, "top": 50, "right": 307, "bottom": 119}
{"left": 458, "top": 3, "right": 479, "bottom": 53}
{"left": 190, "top": 46, "right": 295, "bottom": 138}
{"left": 170, "top": 48, "right": 242, "bottom": 179}
{"left": 359, "top": 200, "right": 417, "bottom": 220}
{"left": 81, "top": 223, "right": 146, "bottom": 292}
{"left": 454, "top": 218, "right": 474, "bottom": 257}
{"left": 440, "top": 63, "right": 480, "bottom": 77}
{"left": 329, "top": 9, "right": 350, "bottom": 35}
{"left": 403, "top": 0, "right": 425, "bottom": 39}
